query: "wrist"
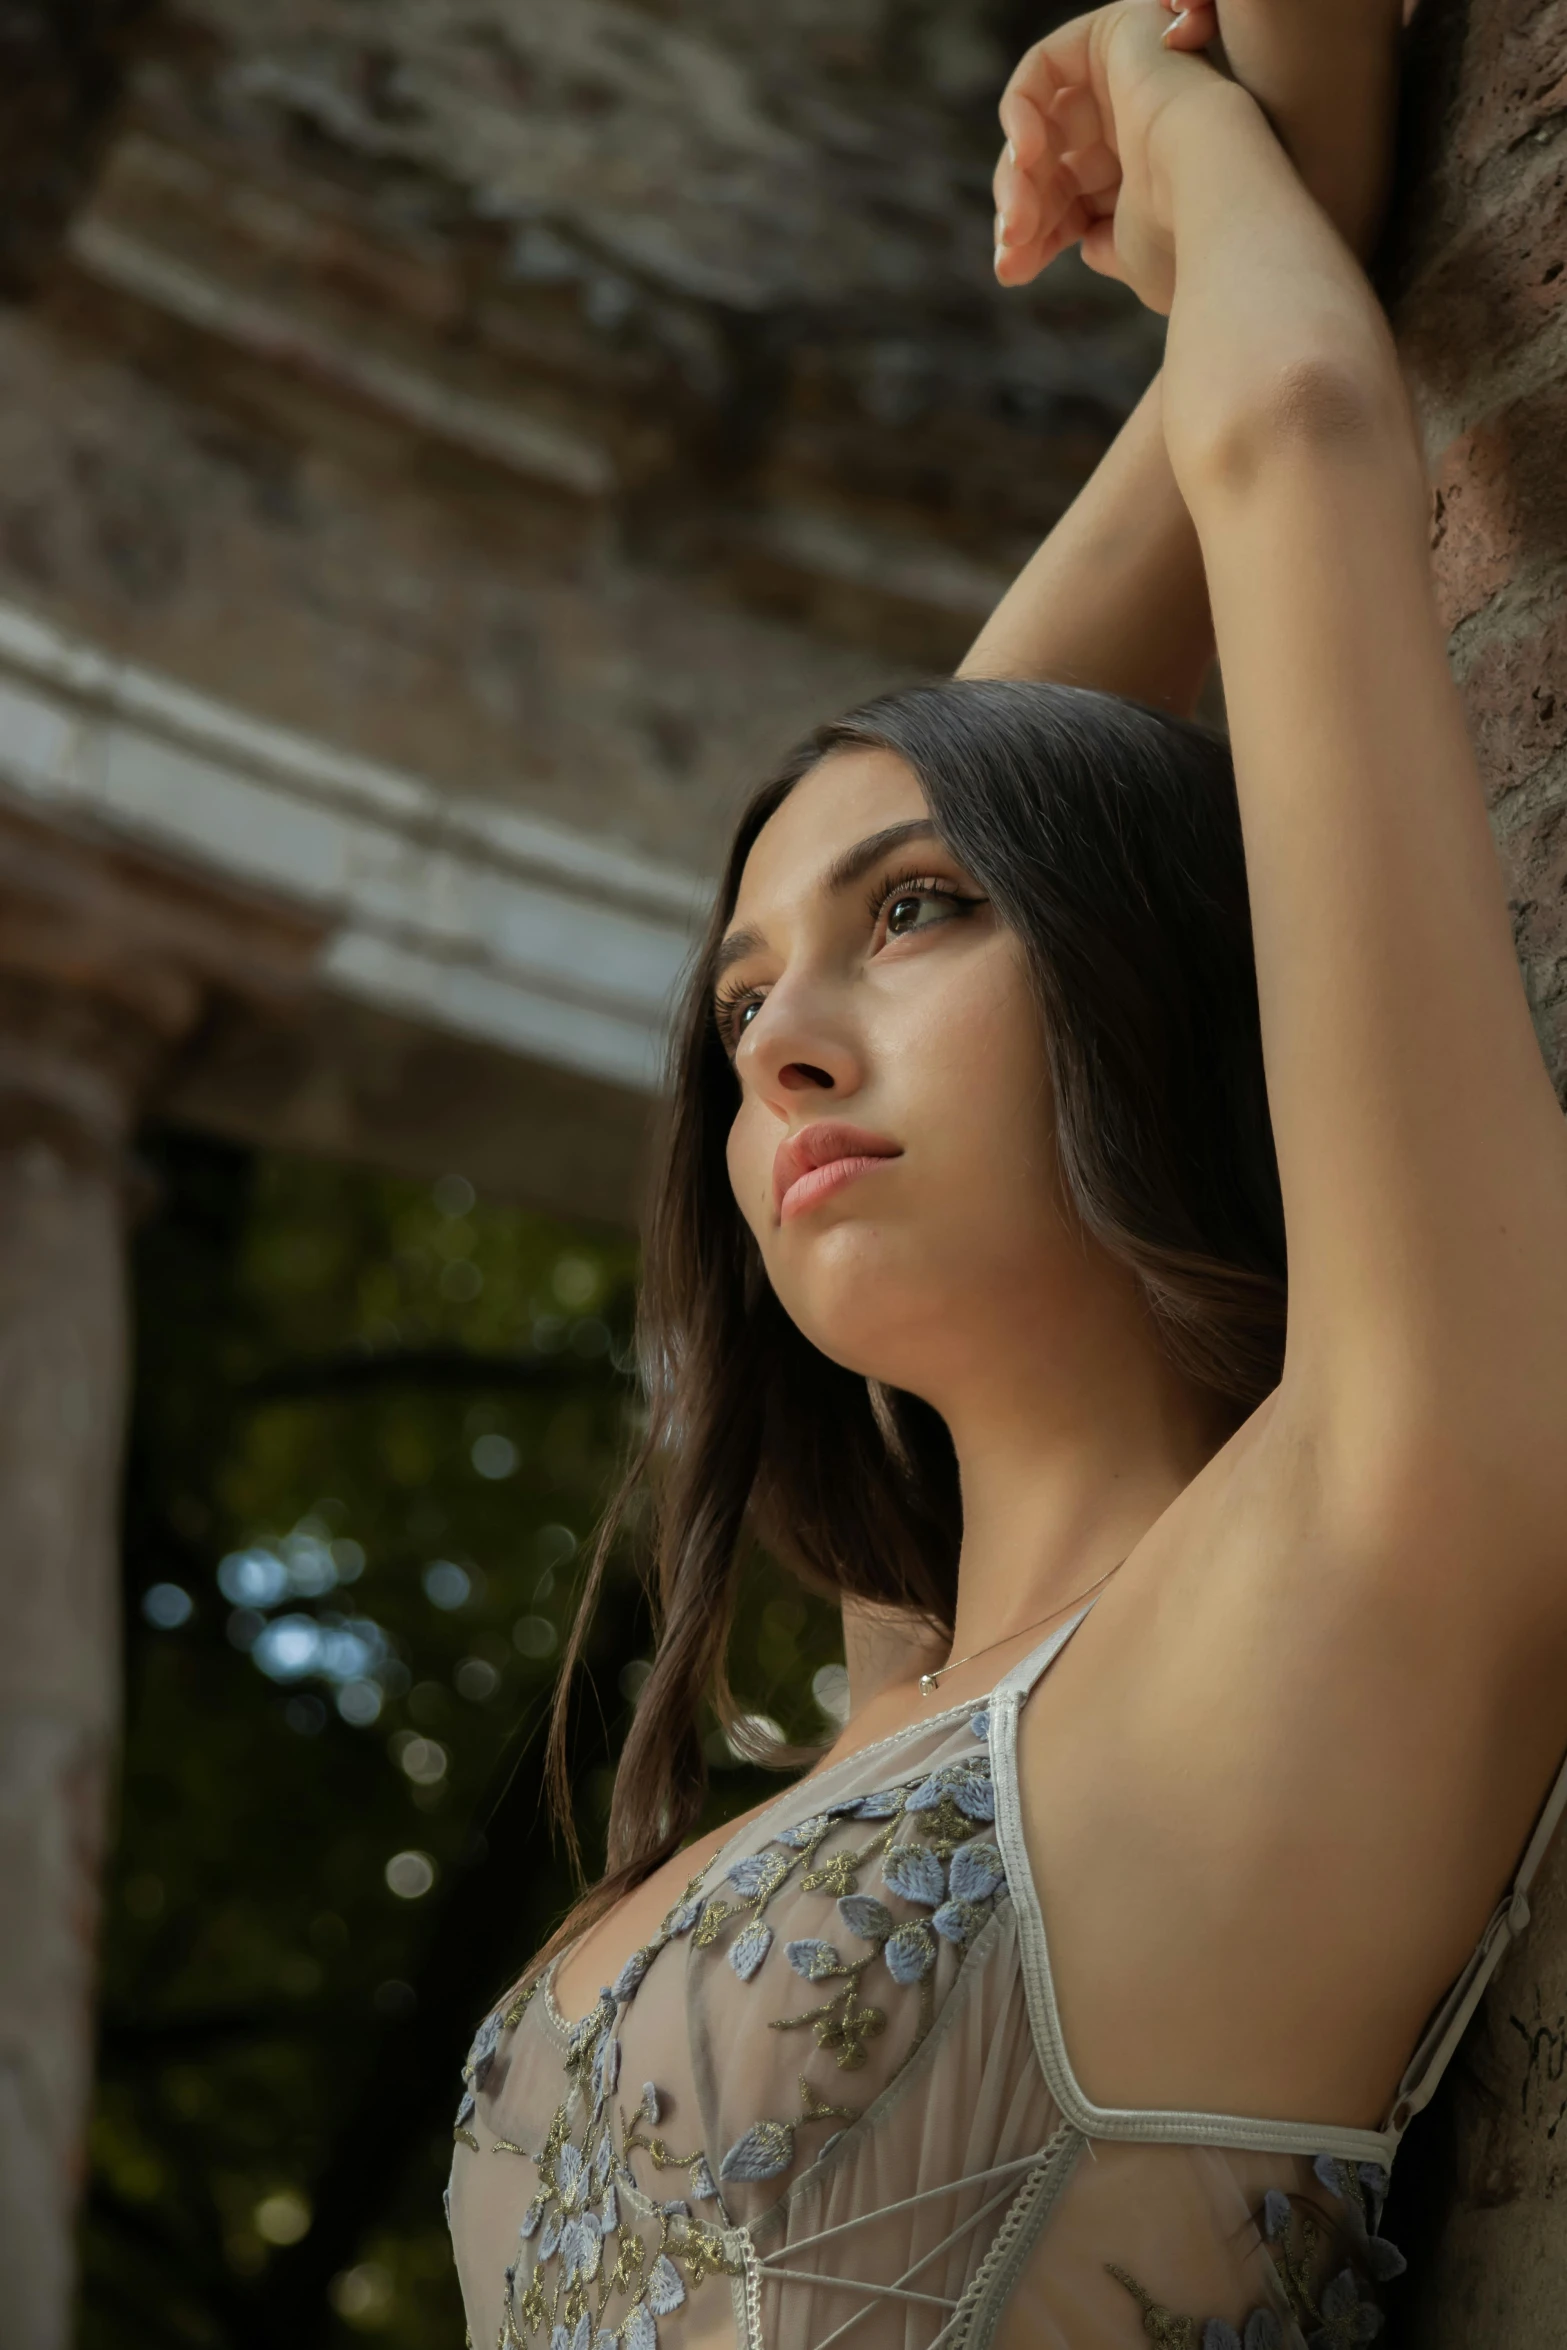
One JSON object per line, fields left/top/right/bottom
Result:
{"left": 1158, "top": 77, "right": 1312, "bottom": 260}
{"left": 1146, "top": 73, "right": 1272, "bottom": 239}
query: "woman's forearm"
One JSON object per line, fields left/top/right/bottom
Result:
{"left": 957, "top": 374, "right": 1213, "bottom": 713}
{"left": 1158, "top": 84, "right": 1412, "bottom": 504}
{"left": 1151, "top": 71, "right": 1567, "bottom": 1446}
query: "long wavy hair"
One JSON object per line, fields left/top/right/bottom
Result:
{"left": 536, "top": 677, "right": 1285, "bottom": 1971}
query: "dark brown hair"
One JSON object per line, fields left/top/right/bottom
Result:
{"left": 537, "top": 677, "right": 1285, "bottom": 1969}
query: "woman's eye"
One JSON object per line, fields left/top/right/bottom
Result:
{"left": 885, "top": 888, "right": 949, "bottom": 937}
{"left": 716, "top": 990, "right": 764, "bottom": 1052}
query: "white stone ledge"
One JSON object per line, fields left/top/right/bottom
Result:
{"left": 0, "top": 600, "right": 710, "bottom": 1094}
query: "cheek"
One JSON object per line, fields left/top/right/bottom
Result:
{"left": 725, "top": 1104, "right": 774, "bottom": 1245}
{"left": 906, "top": 948, "right": 1056, "bottom": 1186}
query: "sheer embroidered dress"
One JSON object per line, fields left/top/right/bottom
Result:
{"left": 447, "top": 1607, "right": 1567, "bottom": 2350}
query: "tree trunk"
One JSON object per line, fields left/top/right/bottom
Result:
{"left": 1387, "top": 0, "right": 1567, "bottom": 2330}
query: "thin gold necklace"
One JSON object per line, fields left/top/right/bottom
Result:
{"left": 919, "top": 1557, "right": 1125, "bottom": 1698}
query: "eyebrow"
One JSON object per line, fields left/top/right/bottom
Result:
{"left": 711, "top": 818, "right": 939, "bottom": 984}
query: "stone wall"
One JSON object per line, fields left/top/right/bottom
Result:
{"left": 1388, "top": 0, "right": 1567, "bottom": 2332}
{"left": 0, "top": 0, "right": 1153, "bottom": 873}
{"left": 0, "top": 0, "right": 1156, "bottom": 1207}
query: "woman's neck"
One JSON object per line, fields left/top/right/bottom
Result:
{"left": 933, "top": 1270, "right": 1228, "bottom": 1672}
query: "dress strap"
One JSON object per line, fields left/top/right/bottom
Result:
{"left": 1382, "top": 1737, "right": 1567, "bottom": 2141}
{"left": 990, "top": 1601, "right": 1098, "bottom": 1706}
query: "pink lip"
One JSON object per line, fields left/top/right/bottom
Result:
{"left": 772, "top": 1121, "right": 902, "bottom": 1223}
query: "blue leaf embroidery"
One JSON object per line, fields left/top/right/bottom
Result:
{"left": 947, "top": 1840, "right": 1005, "bottom": 1901}
{"left": 729, "top": 1921, "right": 773, "bottom": 1981}
{"left": 466, "top": 2007, "right": 504, "bottom": 2087}
{"left": 838, "top": 1894, "right": 895, "bottom": 1942}
{"left": 611, "top": 1950, "right": 651, "bottom": 2002}
{"left": 719, "top": 2119, "right": 795, "bottom": 2183}
{"left": 775, "top": 1813, "right": 836, "bottom": 1849}
{"left": 625, "top": 2304, "right": 657, "bottom": 2350}
{"left": 648, "top": 2254, "right": 687, "bottom": 2315}
{"left": 1363, "top": 2236, "right": 1408, "bottom": 2282}
{"left": 727, "top": 1851, "right": 787, "bottom": 1899}
{"left": 953, "top": 1776, "right": 996, "bottom": 1820}
{"left": 932, "top": 1899, "right": 985, "bottom": 1945}
{"left": 785, "top": 1938, "right": 844, "bottom": 1980}
{"left": 885, "top": 1920, "right": 937, "bottom": 1984}
{"left": 883, "top": 1846, "right": 946, "bottom": 1907}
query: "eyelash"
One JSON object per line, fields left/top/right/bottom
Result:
{"left": 713, "top": 871, "right": 981, "bottom": 1054}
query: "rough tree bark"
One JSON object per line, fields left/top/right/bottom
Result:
{"left": 1385, "top": 0, "right": 1567, "bottom": 2332}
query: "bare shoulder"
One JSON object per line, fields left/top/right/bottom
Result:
{"left": 1013, "top": 1396, "right": 1567, "bottom": 2127}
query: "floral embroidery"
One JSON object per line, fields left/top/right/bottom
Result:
{"left": 1108, "top": 2153, "right": 1406, "bottom": 2350}
{"left": 455, "top": 1988, "right": 533, "bottom": 2154}
{"left": 691, "top": 1747, "right": 1010, "bottom": 2183}
{"left": 451, "top": 1871, "right": 742, "bottom": 2350}
{"left": 451, "top": 1712, "right": 1006, "bottom": 2344}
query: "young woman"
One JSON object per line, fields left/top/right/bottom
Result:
{"left": 448, "top": 5, "right": 1567, "bottom": 2344}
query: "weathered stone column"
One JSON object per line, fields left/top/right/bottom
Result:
{"left": 0, "top": 980, "right": 182, "bottom": 2350}
{"left": 0, "top": 802, "right": 317, "bottom": 2349}
{"left": 1388, "top": 0, "right": 1567, "bottom": 2332}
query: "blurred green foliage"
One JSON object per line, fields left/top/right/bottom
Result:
{"left": 83, "top": 1128, "right": 843, "bottom": 2350}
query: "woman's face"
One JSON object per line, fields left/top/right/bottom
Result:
{"left": 720, "top": 748, "right": 1080, "bottom": 1407}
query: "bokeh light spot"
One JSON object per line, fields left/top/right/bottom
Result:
{"left": 512, "top": 1615, "right": 558, "bottom": 1660}
{"left": 332, "top": 2261, "right": 395, "bottom": 2326}
{"left": 470, "top": 1433, "right": 518, "bottom": 1481}
{"left": 337, "top": 1678, "right": 383, "bottom": 1727}
{"left": 432, "top": 1172, "right": 475, "bottom": 1218}
{"left": 422, "top": 1560, "right": 472, "bottom": 1609}
{"left": 384, "top": 1850, "right": 436, "bottom": 1901}
{"left": 254, "top": 2188, "right": 311, "bottom": 2246}
{"left": 142, "top": 1583, "right": 193, "bottom": 1630}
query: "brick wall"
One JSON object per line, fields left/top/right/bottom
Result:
{"left": 1388, "top": 0, "right": 1567, "bottom": 2332}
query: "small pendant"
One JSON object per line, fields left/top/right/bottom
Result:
{"left": 919, "top": 1672, "right": 938, "bottom": 1698}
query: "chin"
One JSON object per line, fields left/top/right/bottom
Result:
{"left": 771, "top": 1236, "right": 957, "bottom": 1393}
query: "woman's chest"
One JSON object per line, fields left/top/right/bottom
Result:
{"left": 450, "top": 1717, "right": 1050, "bottom": 2348}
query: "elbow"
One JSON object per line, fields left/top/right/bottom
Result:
{"left": 1181, "top": 354, "right": 1409, "bottom": 501}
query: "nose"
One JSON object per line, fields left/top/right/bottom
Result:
{"left": 735, "top": 977, "right": 862, "bottom": 1118}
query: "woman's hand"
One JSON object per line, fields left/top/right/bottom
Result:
{"left": 993, "top": 4, "right": 1234, "bottom": 314}
{"left": 994, "top": 0, "right": 1411, "bottom": 306}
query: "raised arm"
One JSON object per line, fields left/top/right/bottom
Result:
{"left": 960, "top": 0, "right": 1407, "bottom": 708}
{"left": 1001, "top": 7, "right": 1567, "bottom": 1611}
